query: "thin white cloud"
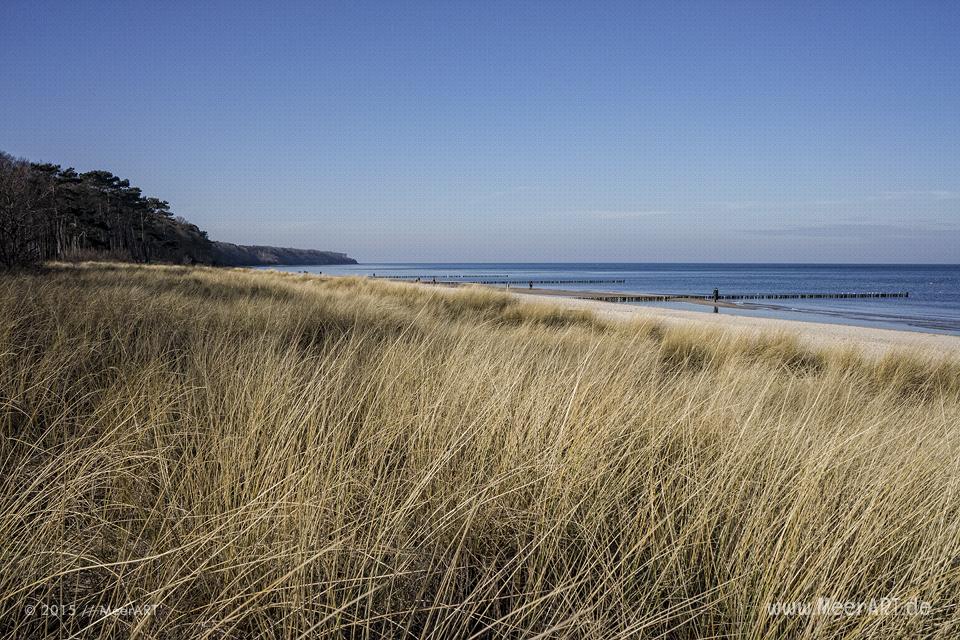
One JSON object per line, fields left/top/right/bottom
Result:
{"left": 746, "top": 221, "right": 960, "bottom": 238}
{"left": 878, "top": 190, "right": 960, "bottom": 201}
{"left": 587, "top": 210, "right": 671, "bottom": 221}
{"left": 713, "top": 190, "right": 960, "bottom": 211}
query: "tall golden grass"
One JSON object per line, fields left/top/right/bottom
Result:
{"left": 2, "top": 263, "right": 959, "bottom": 638}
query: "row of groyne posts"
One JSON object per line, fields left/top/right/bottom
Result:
{"left": 579, "top": 290, "right": 910, "bottom": 303}
{"left": 373, "top": 275, "right": 627, "bottom": 286}
{"left": 367, "top": 275, "right": 909, "bottom": 301}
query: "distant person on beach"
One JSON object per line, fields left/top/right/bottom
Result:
{"left": 529, "top": 281, "right": 533, "bottom": 289}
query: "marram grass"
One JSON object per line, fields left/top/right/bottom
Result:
{"left": 1, "top": 263, "right": 959, "bottom": 638}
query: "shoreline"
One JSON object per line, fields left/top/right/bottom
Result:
{"left": 272, "top": 272, "right": 960, "bottom": 358}
{"left": 506, "top": 287, "right": 960, "bottom": 358}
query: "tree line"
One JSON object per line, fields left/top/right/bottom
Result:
{"left": 0, "top": 150, "right": 214, "bottom": 268}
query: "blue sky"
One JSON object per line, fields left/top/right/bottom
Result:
{"left": 2, "top": 1, "right": 958, "bottom": 262}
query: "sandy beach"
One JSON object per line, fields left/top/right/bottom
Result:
{"left": 509, "top": 288, "right": 960, "bottom": 359}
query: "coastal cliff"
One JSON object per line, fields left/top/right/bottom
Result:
{"left": 211, "top": 242, "right": 358, "bottom": 266}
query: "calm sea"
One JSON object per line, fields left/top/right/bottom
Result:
{"left": 264, "top": 263, "right": 960, "bottom": 336}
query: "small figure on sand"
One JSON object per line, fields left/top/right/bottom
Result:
{"left": 713, "top": 288, "right": 719, "bottom": 302}
{"left": 529, "top": 281, "right": 533, "bottom": 289}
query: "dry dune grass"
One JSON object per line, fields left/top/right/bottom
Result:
{"left": 1, "top": 263, "right": 959, "bottom": 638}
